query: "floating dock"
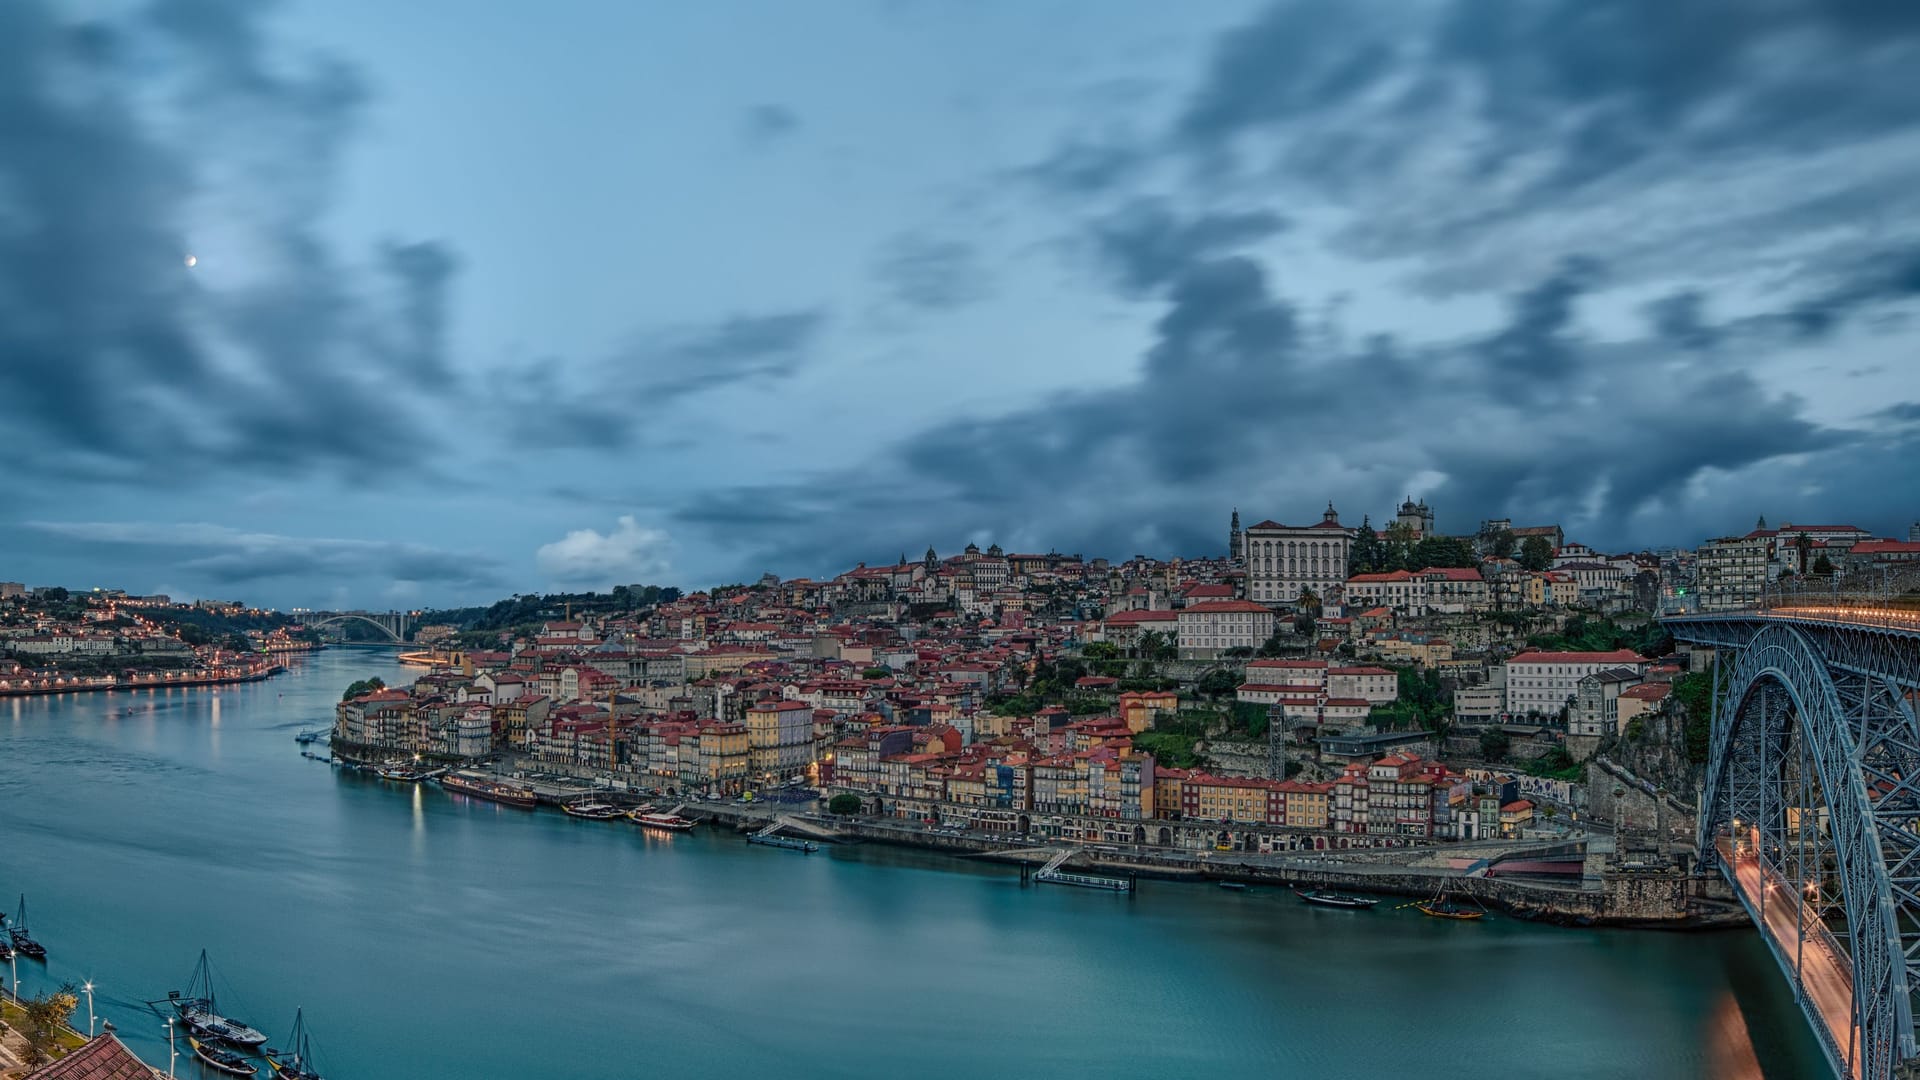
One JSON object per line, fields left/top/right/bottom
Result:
{"left": 747, "top": 834, "right": 819, "bottom": 853}
{"left": 1034, "top": 869, "right": 1134, "bottom": 892}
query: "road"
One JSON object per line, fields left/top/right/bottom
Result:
{"left": 1723, "top": 837, "right": 1859, "bottom": 1078}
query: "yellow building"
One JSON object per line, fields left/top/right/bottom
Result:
{"left": 697, "top": 722, "right": 751, "bottom": 793}
{"left": 1277, "top": 780, "right": 1331, "bottom": 829}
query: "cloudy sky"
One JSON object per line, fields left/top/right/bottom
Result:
{"left": 4, "top": 0, "right": 1918, "bottom": 610}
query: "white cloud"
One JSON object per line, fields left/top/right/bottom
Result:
{"left": 535, "top": 516, "right": 674, "bottom": 589}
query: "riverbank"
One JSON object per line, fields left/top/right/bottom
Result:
{"left": 565, "top": 797, "right": 1743, "bottom": 929}
{"left": 0, "top": 661, "right": 283, "bottom": 698}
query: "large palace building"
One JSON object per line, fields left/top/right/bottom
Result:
{"left": 1242, "top": 503, "right": 1355, "bottom": 605}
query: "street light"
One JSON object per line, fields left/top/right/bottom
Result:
{"left": 82, "top": 980, "right": 95, "bottom": 1038}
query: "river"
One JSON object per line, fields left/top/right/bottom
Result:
{"left": 0, "top": 648, "right": 1828, "bottom": 1079}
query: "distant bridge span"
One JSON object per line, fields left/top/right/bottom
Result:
{"left": 1666, "top": 605, "right": 1920, "bottom": 1079}
{"left": 307, "top": 611, "right": 413, "bottom": 643}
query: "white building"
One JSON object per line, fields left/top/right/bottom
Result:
{"left": 1175, "top": 600, "right": 1274, "bottom": 659}
{"left": 1243, "top": 504, "right": 1355, "bottom": 605}
{"left": 1504, "top": 649, "right": 1651, "bottom": 721}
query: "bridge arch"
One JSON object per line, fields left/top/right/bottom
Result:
{"left": 307, "top": 614, "right": 404, "bottom": 642}
{"left": 1697, "top": 622, "right": 1920, "bottom": 1076}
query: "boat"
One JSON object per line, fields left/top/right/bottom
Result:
{"left": 190, "top": 1036, "right": 259, "bottom": 1077}
{"left": 629, "top": 809, "right": 697, "bottom": 831}
{"left": 169, "top": 950, "right": 269, "bottom": 1047}
{"left": 1415, "top": 892, "right": 1485, "bottom": 920}
{"left": 265, "top": 1009, "right": 324, "bottom": 1080}
{"left": 1294, "top": 889, "right": 1380, "bottom": 910}
{"left": 0, "top": 929, "right": 13, "bottom": 961}
{"left": 293, "top": 729, "right": 328, "bottom": 745}
{"left": 561, "top": 800, "right": 625, "bottom": 820}
{"left": 1218, "top": 881, "right": 1249, "bottom": 891}
{"left": 376, "top": 763, "right": 430, "bottom": 782}
{"left": 8, "top": 896, "right": 46, "bottom": 958}
{"left": 440, "top": 773, "right": 538, "bottom": 808}
{"left": 746, "top": 833, "right": 818, "bottom": 853}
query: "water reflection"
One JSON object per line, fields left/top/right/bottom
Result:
{"left": 1705, "top": 990, "right": 1765, "bottom": 1079}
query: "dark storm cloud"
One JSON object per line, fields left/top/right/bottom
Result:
{"left": 679, "top": 209, "right": 1871, "bottom": 581}
{"left": 741, "top": 103, "right": 801, "bottom": 146}
{"left": 1785, "top": 246, "right": 1920, "bottom": 339}
{"left": 1089, "top": 200, "right": 1289, "bottom": 296}
{"left": 1022, "top": 135, "right": 1145, "bottom": 196}
{"left": 1151, "top": 0, "right": 1920, "bottom": 304}
{"left": 872, "top": 235, "right": 989, "bottom": 311}
{"left": 0, "top": 0, "right": 455, "bottom": 488}
{"left": 23, "top": 522, "right": 504, "bottom": 589}
{"left": 508, "top": 309, "right": 828, "bottom": 450}
{"left": 1479, "top": 256, "right": 1604, "bottom": 386}
{"left": 657, "top": 0, "right": 1914, "bottom": 583}
{"left": 1643, "top": 291, "right": 1718, "bottom": 351}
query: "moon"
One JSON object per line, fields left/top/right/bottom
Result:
{"left": 184, "top": 254, "right": 198, "bottom": 268}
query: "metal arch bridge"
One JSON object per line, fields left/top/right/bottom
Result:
{"left": 307, "top": 611, "right": 413, "bottom": 643}
{"left": 1666, "top": 602, "right": 1920, "bottom": 1079}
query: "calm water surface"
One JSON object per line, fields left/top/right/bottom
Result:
{"left": 0, "top": 648, "right": 1828, "bottom": 1079}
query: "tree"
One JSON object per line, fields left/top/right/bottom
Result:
{"left": 177, "top": 622, "right": 214, "bottom": 647}
{"left": 1812, "top": 553, "right": 1836, "bottom": 577}
{"left": 861, "top": 667, "right": 891, "bottom": 680}
{"left": 1518, "top": 535, "right": 1554, "bottom": 571}
{"left": 1350, "top": 518, "right": 1382, "bottom": 574}
{"left": 1479, "top": 728, "right": 1511, "bottom": 762}
{"left": 19, "top": 983, "right": 78, "bottom": 1064}
{"left": 1255, "top": 627, "right": 1289, "bottom": 658}
{"left": 341, "top": 677, "right": 387, "bottom": 702}
{"left": 828, "top": 793, "right": 863, "bottom": 815}
{"left": 1198, "top": 668, "right": 1239, "bottom": 699}
{"left": 1410, "top": 536, "right": 1476, "bottom": 570}
{"left": 1489, "top": 528, "right": 1516, "bottom": 560}
{"left": 224, "top": 632, "right": 253, "bottom": 653}
{"left": 1793, "top": 533, "right": 1813, "bottom": 575}
{"left": 1293, "top": 587, "right": 1322, "bottom": 634}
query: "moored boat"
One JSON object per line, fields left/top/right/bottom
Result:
{"left": 190, "top": 1036, "right": 260, "bottom": 1077}
{"left": 440, "top": 773, "right": 538, "bottom": 808}
{"left": 562, "top": 801, "right": 625, "bottom": 820}
{"left": 1415, "top": 891, "right": 1485, "bottom": 920}
{"left": 629, "top": 809, "right": 697, "bottom": 831}
{"left": 169, "top": 950, "right": 270, "bottom": 1047}
{"left": 1218, "top": 881, "right": 1248, "bottom": 891}
{"left": 8, "top": 896, "right": 46, "bottom": 959}
{"left": 1294, "top": 889, "right": 1379, "bottom": 910}
{"left": 266, "top": 1008, "right": 324, "bottom": 1080}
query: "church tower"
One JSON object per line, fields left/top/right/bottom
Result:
{"left": 1229, "top": 508, "right": 1244, "bottom": 562}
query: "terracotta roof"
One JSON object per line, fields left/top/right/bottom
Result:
{"left": 1179, "top": 600, "right": 1272, "bottom": 613}
{"left": 1509, "top": 649, "right": 1648, "bottom": 665}
{"left": 30, "top": 1034, "right": 159, "bottom": 1080}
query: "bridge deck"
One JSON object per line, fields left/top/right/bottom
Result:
{"left": 1721, "top": 836, "right": 1857, "bottom": 1078}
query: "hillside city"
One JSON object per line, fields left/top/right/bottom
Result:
{"left": 8, "top": 504, "right": 1917, "bottom": 853}
{"left": 314, "top": 503, "right": 1920, "bottom": 850}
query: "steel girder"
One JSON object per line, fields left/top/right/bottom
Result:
{"left": 1695, "top": 622, "right": 1920, "bottom": 1080}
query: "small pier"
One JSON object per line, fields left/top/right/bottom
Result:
{"left": 1025, "top": 846, "right": 1136, "bottom": 892}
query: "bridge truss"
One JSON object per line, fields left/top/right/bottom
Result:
{"left": 1672, "top": 613, "right": 1920, "bottom": 1079}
